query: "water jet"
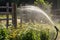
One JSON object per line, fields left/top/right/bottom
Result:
{"left": 17, "top": 5, "right": 59, "bottom": 40}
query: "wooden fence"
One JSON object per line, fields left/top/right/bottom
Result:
{"left": 0, "top": 3, "right": 17, "bottom": 28}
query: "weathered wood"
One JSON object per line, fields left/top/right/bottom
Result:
{"left": 52, "top": 9, "right": 60, "bottom": 15}
{"left": 0, "top": 12, "right": 10, "bottom": 15}
{"left": 0, "top": 6, "right": 12, "bottom": 8}
{"left": 12, "top": 3, "right": 17, "bottom": 28}
{"left": 0, "top": 3, "right": 17, "bottom": 28}
{"left": 6, "top": 3, "right": 9, "bottom": 28}
{"left": 0, "top": 18, "right": 12, "bottom": 20}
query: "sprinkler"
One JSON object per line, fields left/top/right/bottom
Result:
{"left": 54, "top": 26, "right": 59, "bottom": 40}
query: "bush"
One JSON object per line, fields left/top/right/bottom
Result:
{"left": 34, "top": 0, "right": 52, "bottom": 14}
{"left": 40, "top": 30, "right": 50, "bottom": 40}
{"left": 21, "top": 30, "right": 34, "bottom": 40}
{"left": 0, "top": 28, "right": 9, "bottom": 40}
{"left": 0, "top": 28, "right": 55, "bottom": 40}
{"left": 20, "top": 29, "right": 50, "bottom": 40}
{"left": 0, "top": 23, "right": 56, "bottom": 40}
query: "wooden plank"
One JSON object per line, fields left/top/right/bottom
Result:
{"left": 6, "top": 3, "right": 9, "bottom": 28}
{"left": 0, "top": 3, "right": 17, "bottom": 28}
{"left": 0, "top": 18, "right": 12, "bottom": 20}
{"left": 53, "top": 15, "right": 60, "bottom": 18}
{"left": 0, "top": 12, "right": 11, "bottom": 15}
{"left": 0, "top": 6, "right": 6, "bottom": 8}
{"left": 0, "top": 6, "right": 12, "bottom": 8}
{"left": 12, "top": 3, "right": 17, "bottom": 28}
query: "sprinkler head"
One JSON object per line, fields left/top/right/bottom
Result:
{"left": 54, "top": 26, "right": 59, "bottom": 31}
{"left": 54, "top": 26, "right": 59, "bottom": 40}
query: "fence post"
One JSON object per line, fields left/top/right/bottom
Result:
{"left": 6, "top": 3, "right": 9, "bottom": 28}
{"left": 12, "top": 3, "right": 17, "bottom": 28}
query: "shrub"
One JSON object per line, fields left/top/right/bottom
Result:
{"left": 0, "top": 23, "right": 56, "bottom": 40}
{"left": 40, "top": 30, "right": 50, "bottom": 40}
{"left": 21, "top": 30, "right": 34, "bottom": 40}
{"left": 34, "top": 0, "right": 52, "bottom": 14}
{"left": 0, "top": 28, "right": 9, "bottom": 40}
{"left": 8, "top": 29, "right": 21, "bottom": 40}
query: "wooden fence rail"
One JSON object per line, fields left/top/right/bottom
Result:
{"left": 0, "top": 6, "right": 12, "bottom": 8}
{"left": 0, "top": 3, "right": 17, "bottom": 28}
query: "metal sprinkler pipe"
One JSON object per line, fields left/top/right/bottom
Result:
{"left": 54, "top": 26, "right": 59, "bottom": 40}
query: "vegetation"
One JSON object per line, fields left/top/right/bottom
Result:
{"left": 0, "top": 28, "right": 9, "bottom": 40}
{"left": 34, "top": 0, "right": 52, "bottom": 14}
{"left": 0, "top": 23, "right": 56, "bottom": 40}
{"left": 0, "top": 0, "right": 59, "bottom": 40}
{"left": 0, "top": 0, "right": 50, "bottom": 6}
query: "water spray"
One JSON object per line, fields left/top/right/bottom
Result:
{"left": 17, "top": 5, "right": 59, "bottom": 40}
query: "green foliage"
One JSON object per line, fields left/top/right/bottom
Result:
{"left": 40, "top": 30, "right": 50, "bottom": 40}
{"left": 34, "top": 0, "right": 52, "bottom": 8}
{"left": 34, "top": 0, "right": 46, "bottom": 5}
{"left": 34, "top": 0, "right": 45, "bottom": 5}
{"left": 34, "top": 0, "right": 51, "bottom": 6}
{"left": 34, "top": 0, "right": 52, "bottom": 14}
{"left": 21, "top": 30, "right": 34, "bottom": 40}
{"left": 0, "top": 23, "right": 56, "bottom": 40}
{"left": 0, "top": 28, "right": 9, "bottom": 40}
